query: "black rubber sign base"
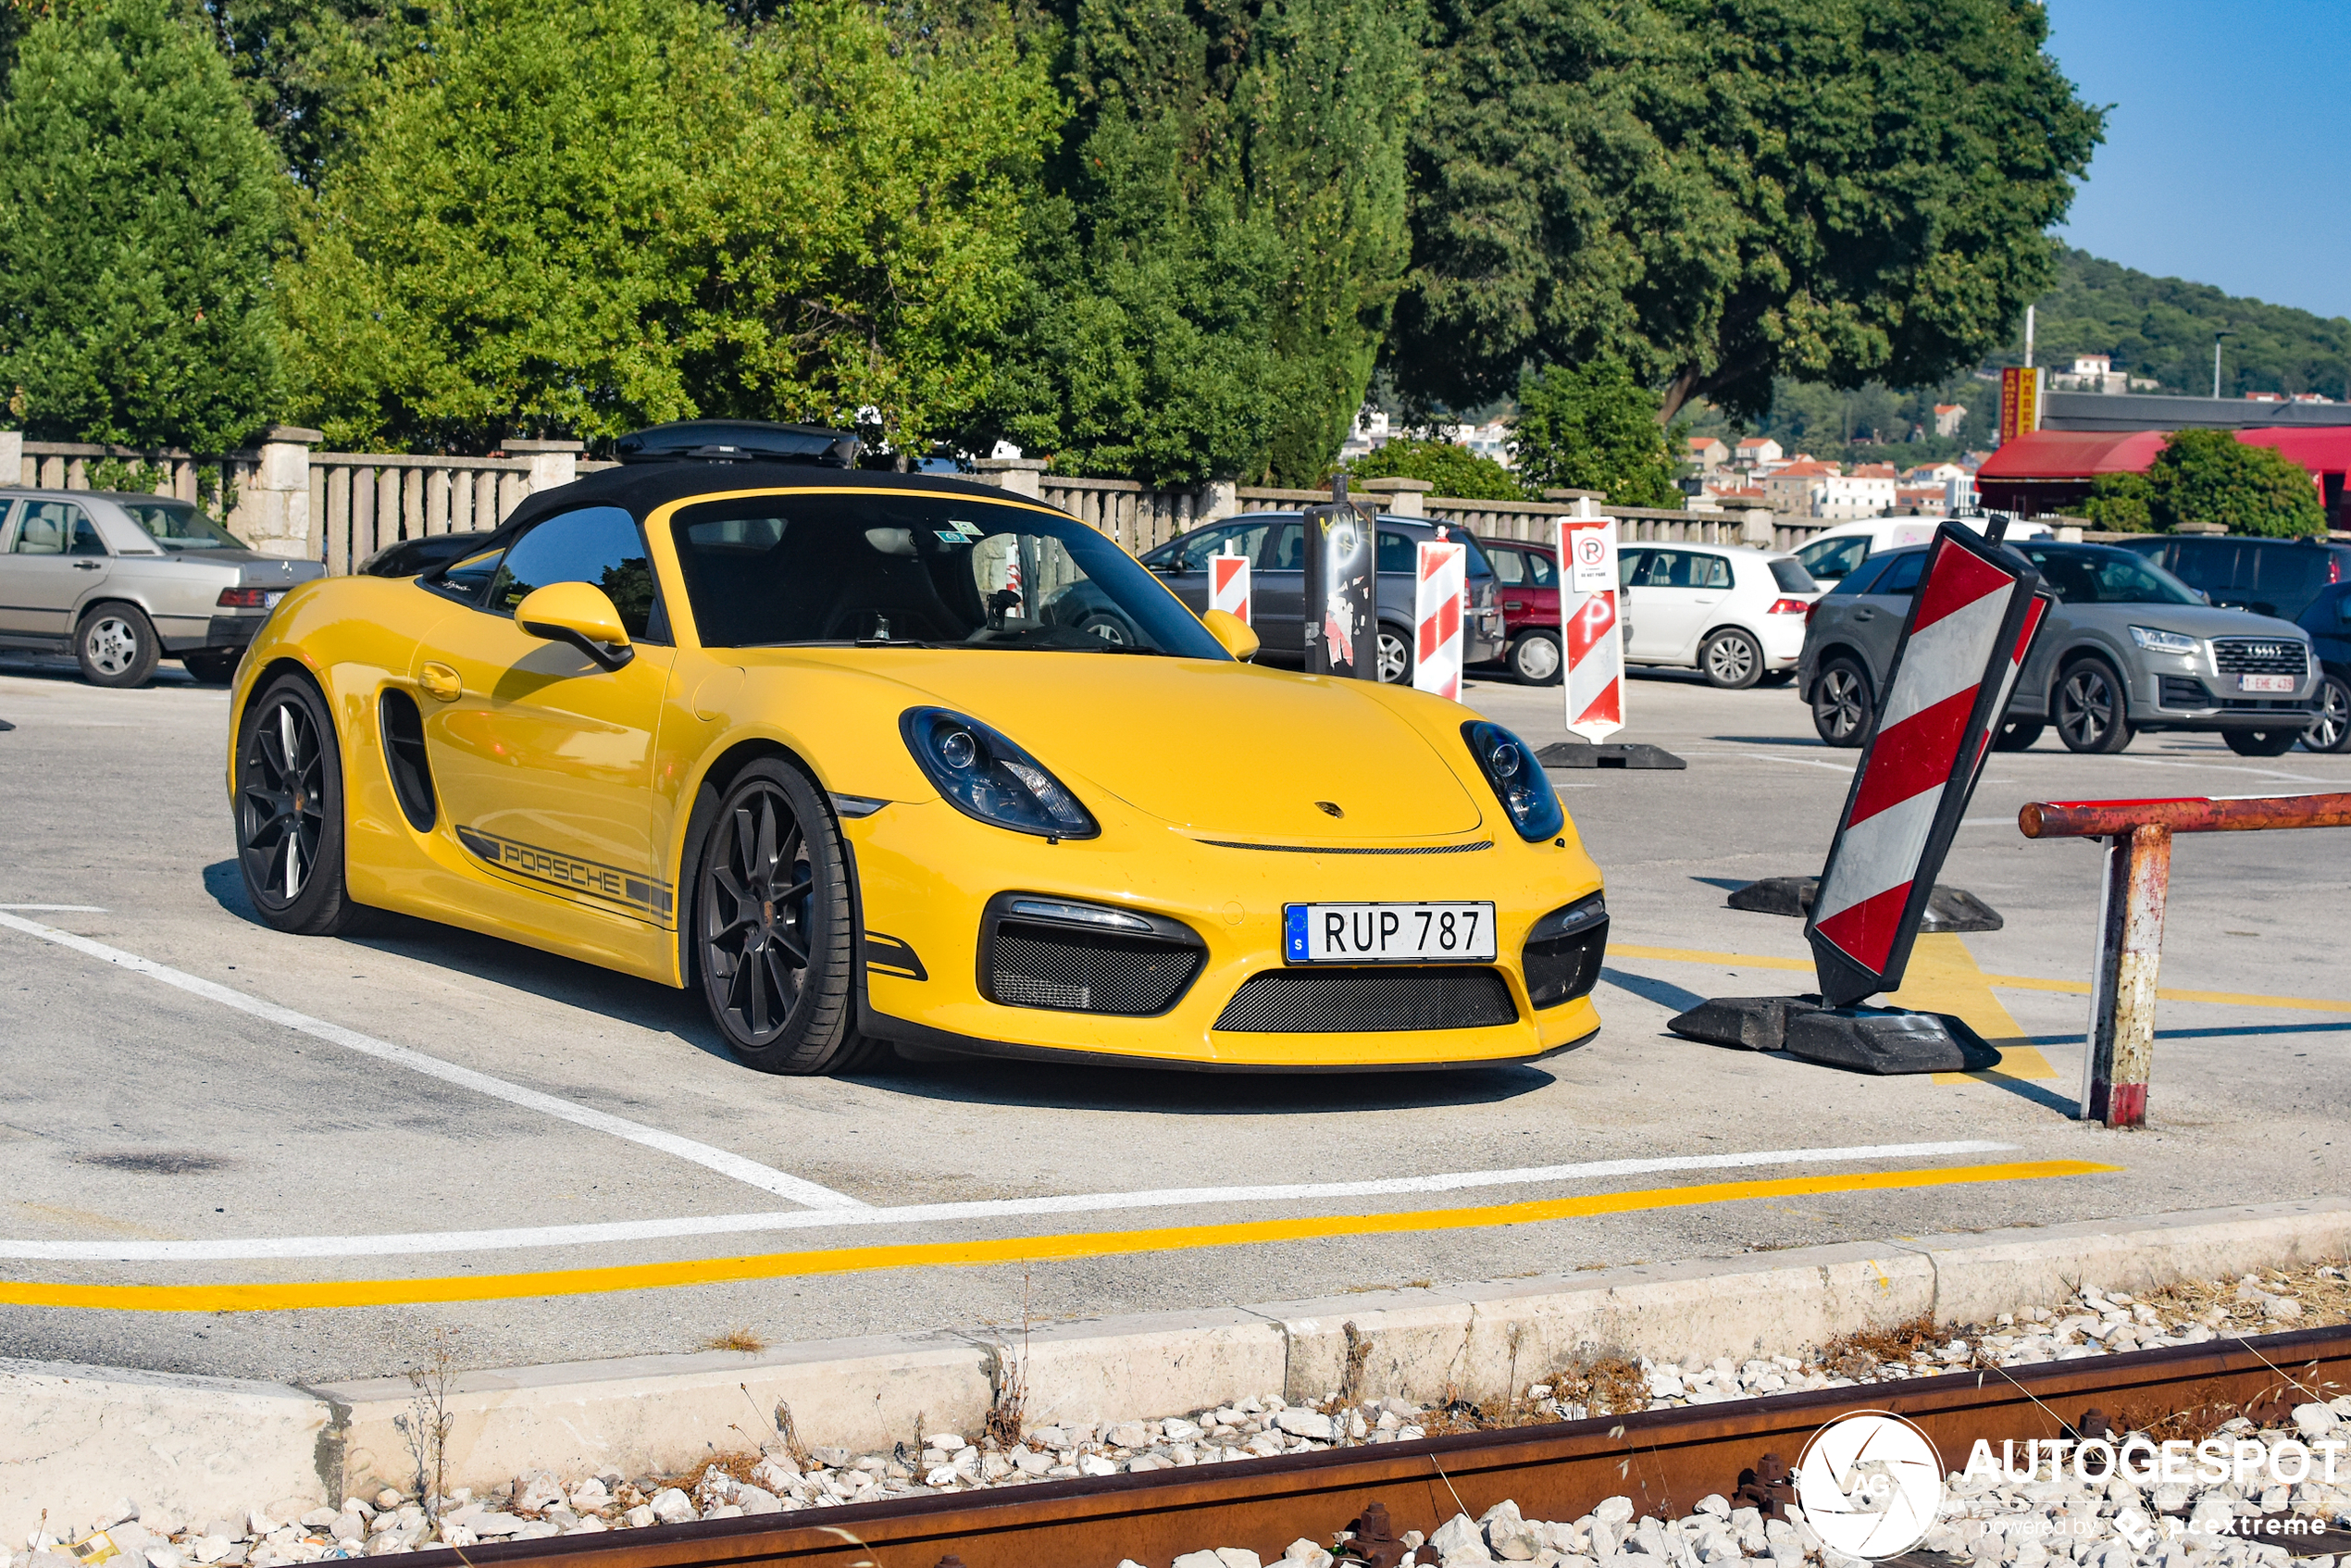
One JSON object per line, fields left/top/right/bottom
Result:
{"left": 1536, "top": 740, "right": 1686, "bottom": 770}
{"left": 1668, "top": 995, "right": 2003, "bottom": 1076}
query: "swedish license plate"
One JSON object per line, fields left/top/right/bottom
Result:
{"left": 1283, "top": 902, "right": 1497, "bottom": 964}
{"left": 2239, "top": 674, "right": 2296, "bottom": 693}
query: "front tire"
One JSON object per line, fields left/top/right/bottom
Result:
{"left": 236, "top": 673, "right": 368, "bottom": 934}
{"left": 183, "top": 653, "right": 241, "bottom": 684}
{"left": 2056, "top": 658, "right": 2133, "bottom": 753}
{"left": 2224, "top": 728, "right": 2300, "bottom": 758}
{"left": 1510, "top": 630, "right": 1562, "bottom": 685}
{"left": 1992, "top": 718, "right": 2046, "bottom": 752}
{"left": 2303, "top": 673, "right": 2351, "bottom": 752}
{"left": 1811, "top": 657, "right": 1873, "bottom": 748}
{"left": 694, "top": 761, "right": 884, "bottom": 1075}
{"left": 1375, "top": 627, "right": 1412, "bottom": 685}
{"left": 1699, "top": 628, "right": 1764, "bottom": 689}
{"left": 76, "top": 604, "right": 159, "bottom": 688}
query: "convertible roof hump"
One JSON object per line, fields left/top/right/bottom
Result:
{"left": 615, "top": 419, "right": 861, "bottom": 468}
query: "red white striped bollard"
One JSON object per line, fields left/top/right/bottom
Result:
{"left": 1412, "top": 537, "right": 1467, "bottom": 700}
{"left": 1210, "top": 550, "right": 1250, "bottom": 625}
{"left": 1559, "top": 516, "right": 1623, "bottom": 742}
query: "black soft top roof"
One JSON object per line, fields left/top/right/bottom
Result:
{"left": 468, "top": 463, "right": 1048, "bottom": 563}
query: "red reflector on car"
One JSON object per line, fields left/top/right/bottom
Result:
{"left": 1805, "top": 600, "right": 1823, "bottom": 625}
{"left": 1768, "top": 597, "right": 1810, "bottom": 615}
{"left": 217, "top": 587, "right": 274, "bottom": 608}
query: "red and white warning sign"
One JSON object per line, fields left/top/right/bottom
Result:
{"left": 1210, "top": 550, "right": 1251, "bottom": 624}
{"left": 1559, "top": 516, "right": 1623, "bottom": 743}
{"left": 1412, "top": 538, "right": 1468, "bottom": 700}
{"left": 1806, "top": 526, "right": 2046, "bottom": 1005}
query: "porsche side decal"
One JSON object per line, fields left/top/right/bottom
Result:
{"left": 864, "top": 932, "right": 928, "bottom": 981}
{"left": 455, "top": 828, "right": 674, "bottom": 919}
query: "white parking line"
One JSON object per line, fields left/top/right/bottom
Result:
{"left": 0, "top": 909, "right": 865, "bottom": 1211}
{"left": 0, "top": 1139, "right": 2017, "bottom": 1261}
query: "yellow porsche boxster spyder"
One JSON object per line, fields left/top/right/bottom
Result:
{"left": 227, "top": 423, "right": 1608, "bottom": 1074}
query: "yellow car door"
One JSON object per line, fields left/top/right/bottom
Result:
{"left": 415, "top": 504, "right": 680, "bottom": 926}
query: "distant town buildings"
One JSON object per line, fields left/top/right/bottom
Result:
{"left": 1686, "top": 436, "right": 1729, "bottom": 469}
{"left": 1933, "top": 403, "right": 1967, "bottom": 439}
{"left": 2049, "top": 353, "right": 2161, "bottom": 395}
{"left": 1734, "top": 437, "right": 1784, "bottom": 468}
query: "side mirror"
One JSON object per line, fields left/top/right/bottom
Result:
{"left": 1201, "top": 607, "right": 1259, "bottom": 662}
{"left": 514, "top": 581, "right": 634, "bottom": 671}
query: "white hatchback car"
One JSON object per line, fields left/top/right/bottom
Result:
{"left": 1792, "top": 515, "right": 2056, "bottom": 589}
{"left": 1617, "top": 541, "right": 1822, "bottom": 688}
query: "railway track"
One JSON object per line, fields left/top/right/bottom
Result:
{"left": 415, "top": 1325, "right": 2351, "bottom": 1568}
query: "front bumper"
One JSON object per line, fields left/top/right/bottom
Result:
{"left": 2141, "top": 671, "right": 2317, "bottom": 728}
{"left": 843, "top": 797, "right": 1606, "bottom": 1069}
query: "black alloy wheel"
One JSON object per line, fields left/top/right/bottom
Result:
{"left": 236, "top": 674, "right": 367, "bottom": 934}
{"left": 2224, "top": 728, "right": 2300, "bottom": 758}
{"left": 2056, "top": 658, "right": 2134, "bottom": 754}
{"left": 1992, "top": 718, "right": 2046, "bottom": 752}
{"left": 1699, "top": 628, "right": 1764, "bottom": 690}
{"left": 1811, "top": 658, "right": 1874, "bottom": 748}
{"left": 695, "top": 761, "right": 886, "bottom": 1075}
{"left": 2303, "top": 674, "right": 2351, "bottom": 753}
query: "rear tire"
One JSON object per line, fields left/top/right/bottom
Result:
{"left": 236, "top": 673, "right": 369, "bottom": 935}
{"left": 1699, "top": 628, "right": 1764, "bottom": 690}
{"left": 1811, "top": 657, "right": 1873, "bottom": 748}
{"left": 2056, "top": 657, "right": 2133, "bottom": 753}
{"left": 1992, "top": 718, "right": 2046, "bottom": 752}
{"left": 2224, "top": 728, "right": 2300, "bottom": 758}
{"left": 1509, "top": 630, "right": 1561, "bottom": 685}
{"left": 693, "top": 760, "right": 881, "bottom": 1075}
{"left": 1375, "top": 626, "right": 1412, "bottom": 685}
{"left": 2302, "top": 673, "right": 2351, "bottom": 753}
{"left": 1756, "top": 670, "right": 1796, "bottom": 688}
{"left": 76, "top": 604, "right": 159, "bottom": 688}
{"left": 183, "top": 653, "right": 241, "bottom": 684}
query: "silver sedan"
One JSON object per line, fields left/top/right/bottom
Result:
{"left": 0, "top": 488, "right": 323, "bottom": 686}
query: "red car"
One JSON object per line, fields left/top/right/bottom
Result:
{"left": 1481, "top": 538, "right": 1565, "bottom": 684}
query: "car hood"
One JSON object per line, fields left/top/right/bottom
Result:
{"left": 2064, "top": 603, "right": 2309, "bottom": 641}
{"left": 772, "top": 650, "right": 1488, "bottom": 840}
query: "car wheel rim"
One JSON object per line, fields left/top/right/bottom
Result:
{"left": 239, "top": 698, "right": 325, "bottom": 906}
{"left": 1083, "top": 616, "right": 1128, "bottom": 645}
{"left": 1517, "top": 637, "right": 1561, "bottom": 681}
{"left": 1708, "top": 637, "right": 1754, "bottom": 684}
{"left": 87, "top": 617, "right": 137, "bottom": 676}
{"left": 2060, "top": 670, "right": 2113, "bottom": 745}
{"left": 2309, "top": 685, "right": 2349, "bottom": 749}
{"left": 703, "top": 782, "right": 814, "bottom": 1048}
{"left": 1821, "top": 670, "right": 1863, "bottom": 739}
{"left": 1377, "top": 633, "right": 1409, "bottom": 683}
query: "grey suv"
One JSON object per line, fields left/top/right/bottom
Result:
{"left": 1799, "top": 541, "right": 2319, "bottom": 756}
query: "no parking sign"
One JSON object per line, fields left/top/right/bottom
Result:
{"left": 1559, "top": 516, "right": 1623, "bottom": 743}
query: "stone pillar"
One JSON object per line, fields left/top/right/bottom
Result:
{"left": 240, "top": 427, "right": 322, "bottom": 559}
{"left": 1543, "top": 488, "right": 1608, "bottom": 519}
{"left": 0, "top": 429, "right": 20, "bottom": 487}
{"left": 1197, "top": 479, "right": 1239, "bottom": 523}
{"left": 1358, "top": 476, "right": 1431, "bottom": 517}
{"left": 1741, "top": 508, "right": 1777, "bottom": 549}
{"left": 973, "top": 456, "right": 1048, "bottom": 499}
{"left": 506, "top": 438, "right": 584, "bottom": 493}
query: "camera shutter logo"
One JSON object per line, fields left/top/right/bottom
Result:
{"left": 1797, "top": 1411, "right": 1946, "bottom": 1559}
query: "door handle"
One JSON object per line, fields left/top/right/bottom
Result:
{"left": 72, "top": 560, "right": 103, "bottom": 571}
{"left": 418, "top": 662, "right": 462, "bottom": 703}
{"left": 1853, "top": 608, "right": 1875, "bottom": 622}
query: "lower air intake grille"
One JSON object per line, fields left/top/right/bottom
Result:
{"left": 2158, "top": 676, "right": 2211, "bottom": 708}
{"left": 989, "top": 925, "right": 1202, "bottom": 1016}
{"left": 1524, "top": 903, "right": 1608, "bottom": 1010}
{"left": 1213, "top": 967, "right": 1516, "bottom": 1033}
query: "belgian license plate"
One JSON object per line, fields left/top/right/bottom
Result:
{"left": 2239, "top": 674, "right": 2295, "bottom": 693}
{"left": 1283, "top": 902, "right": 1497, "bottom": 964}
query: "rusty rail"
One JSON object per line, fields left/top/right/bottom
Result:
{"left": 395, "top": 1325, "right": 2351, "bottom": 1568}
{"left": 2020, "top": 792, "right": 2351, "bottom": 1128}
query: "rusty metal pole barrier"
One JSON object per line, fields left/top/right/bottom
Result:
{"left": 2020, "top": 791, "right": 2351, "bottom": 1128}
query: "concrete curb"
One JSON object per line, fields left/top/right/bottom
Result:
{"left": 9, "top": 1196, "right": 2349, "bottom": 1533}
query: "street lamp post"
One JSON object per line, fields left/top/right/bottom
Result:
{"left": 2214, "top": 331, "right": 2235, "bottom": 400}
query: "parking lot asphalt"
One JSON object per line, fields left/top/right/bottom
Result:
{"left": 2, "top": 651, "right": 2346, "bottom": 1385}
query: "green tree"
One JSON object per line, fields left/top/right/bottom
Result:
{"left": 284, "top": 0, "right": 1059, "bottom": 451}
{"left": 1392, "top": 0, "right": 2103, "bottom": 424}
{"left": 985, "top": 0, "right": 1420, "bottom": 485}
{"left": 195, "top": 0, "right": 425, "bottom": 189}
{"left": 2146, "top": 429, "right": 2325, "bottom": 538}
{"left": 1511, "top": 358, "right": 1680, "bottom": 506}
{"left": 1339, "top": 435, "right": 1525, "bottom": 501}
{"left": 2079, "top": 470, "right": 2155, "bottom": 532}
{"left": 0, "top": 0, "right": 287, "bottom": 450}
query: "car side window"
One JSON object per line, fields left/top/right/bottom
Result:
{"left": 1524, "top": 550, "right": 1556, "bottom": 587}
{"left": 2168, "top": 540, "right": 2237, "bottom": 593}
{"left": 1171, "top": 520, "right": 1271, "bottom": 572}
{"left": 1800, "top": 534, "right": 1871, "bottom": 580}
{"left": 11, "top": 501, "right": 87, "bottom": 555}
{"left": 1375, "top": 529, "right": 1418, "bottom": 574}
{"left": 485, "top": 505, "right": 665, "bottom": 642}
{"left": 1875, "top": 552, "right": 1926, "bottom": 597}
{"left": 1696, "top": 554, "right": 1732, "bottom": 590}
{"left": 1617, "top": 547, "right": 1648, "bottom": 587}
{"left": 1490, "top": 548, "right": 1525, "bottom": 586}
{"left": 69, "top": 516, "right": 107, "bottom": 555}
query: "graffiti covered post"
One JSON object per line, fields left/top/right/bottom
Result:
{"left": 1302, "top": 477, "right": 1378, "bottom": 680}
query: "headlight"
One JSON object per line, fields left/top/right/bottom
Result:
{"left": 901, "top": 708, "right": 1098, "bottom": 840}
{"left": 1461, "top": 720, "right": 1565, "bottom": 843}
{"left": 2128, "top": 625, "right": 2200, "bottom": 655}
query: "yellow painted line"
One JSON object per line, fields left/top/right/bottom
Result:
{"left": 1984, "top": 975, "right": 2351, "bottom": 1013}
{"left": 1888, "top": 935, "right": 2058, "bottom": 1085}
{"left": 0, "top": 1161, "right": 2113, "bottom": 1314}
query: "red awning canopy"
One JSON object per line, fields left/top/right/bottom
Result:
{"left": 1974, "top": 429, "right": 2169, "bottom": 481}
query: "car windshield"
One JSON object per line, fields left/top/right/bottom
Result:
{"left": 670, "top": 492, "right": 1227, "bottom": 658}
{"left": 116, "top": 499, "right": 244, "bottom": 551}
{"left": 2023, "top": 545, "right": 2202, "bottom": 606}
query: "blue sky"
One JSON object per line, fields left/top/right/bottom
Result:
{"left": 2045, "top": 0, "right": 2351, "bottom": 320}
